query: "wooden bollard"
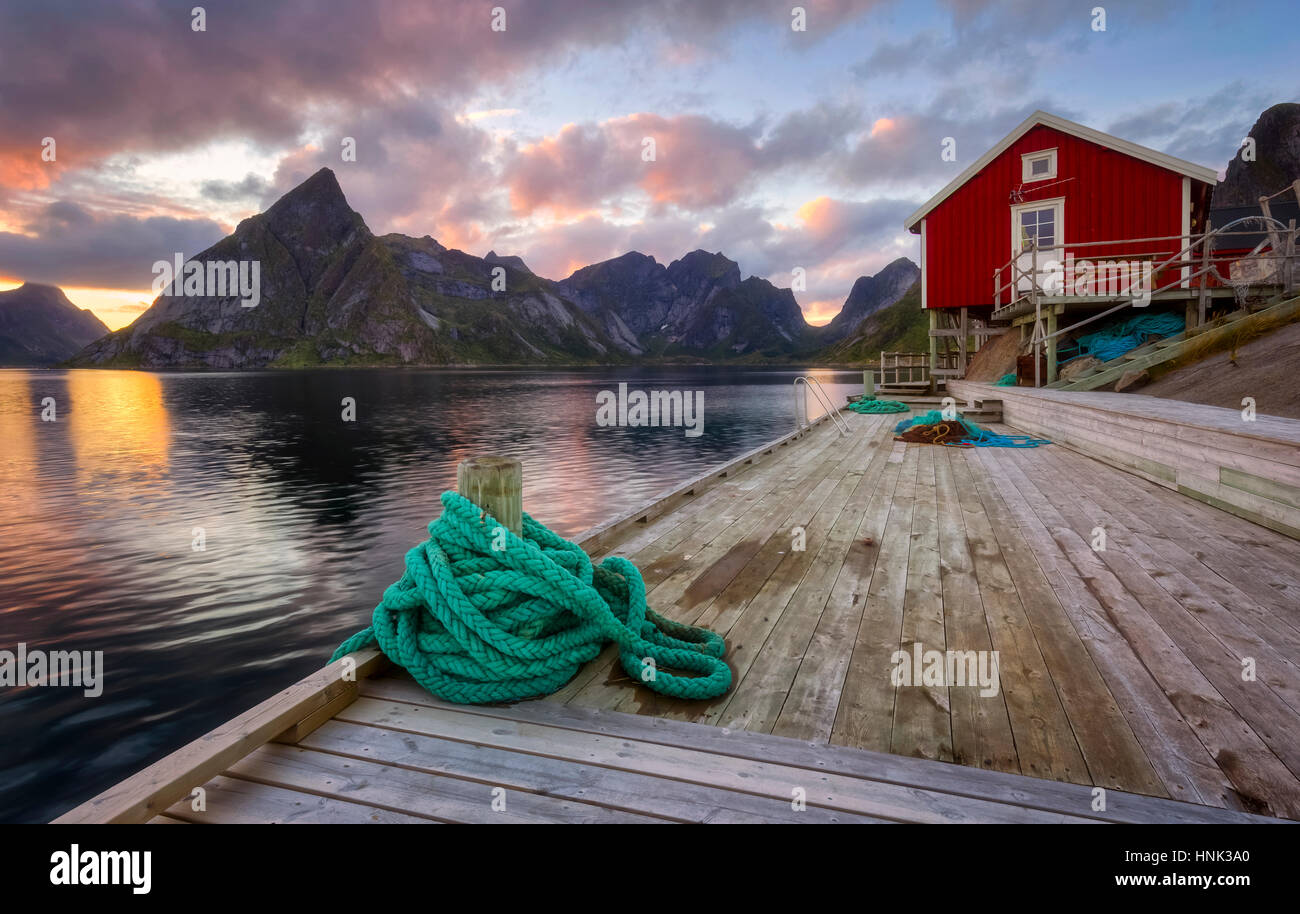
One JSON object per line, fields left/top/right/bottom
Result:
{"left": 863, "top": 370, "right": 875, "bottom": 399}
{"left": 457, "top": 456, "right": 523, "bottom": 536}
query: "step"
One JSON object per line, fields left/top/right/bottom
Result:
{"left": 961, "top": 410, "right": 1002, "bottom": 423}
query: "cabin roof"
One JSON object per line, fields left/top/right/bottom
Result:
{"left": 904, "top": 110, "right": 1221, "bottom": 233}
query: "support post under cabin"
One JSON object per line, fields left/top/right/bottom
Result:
{"left": 457, "top": 456, "right": 523, "bottom": 536}
{"left": 928, "top": 309, "right": 939, "bottom": 394}
{"left": 1045, "top": 307, "right": 1058, "bottom": 385}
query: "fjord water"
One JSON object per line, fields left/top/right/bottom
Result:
{"left": 0, "top": 366, "right": 863, "bottom": 822}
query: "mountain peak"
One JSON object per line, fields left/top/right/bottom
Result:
{"left": 484, "top": 250, "right": 532, "bottom": 274}
{"left": 266, "top": 167, "right": 352, "bottom": 220}
{"left": 0, "top": 282, "right": 109, "bottom": 366}
{"left": 822, "top": 257, "right": 920, "bottom": 342}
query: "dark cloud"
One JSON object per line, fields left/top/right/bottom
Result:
{"left": 1105, "top": 82, "right": 1289, "bottom": 170}
{"left": 0, "top": 205, "right": 224, "bottom": 288}
{"left": 200, "top": 173, "right": 273, "bottom": 203}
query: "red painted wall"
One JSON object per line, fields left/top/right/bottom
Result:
{"left": 922, "top": 124, "right": 1206, "bottom": 311}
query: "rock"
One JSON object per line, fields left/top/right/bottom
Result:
{"left": 1059, "top": 355, "right": 1102, "bottom": 382}
{"left": 820, "top": 258, "right": 921, "bottom": 343}
{"left": 1211, "top": 103, "right": 1300, "bottom": 208}
{"left": 1114, "top": 369, "right": 1150, "bottom": 393}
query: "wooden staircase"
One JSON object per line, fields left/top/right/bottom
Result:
{"left": 1046, "top": 294, "right": 1300, "bottom": 391}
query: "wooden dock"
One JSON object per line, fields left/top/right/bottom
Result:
{"left": 57, "top": 404, "right": 1300, "bottom": 824}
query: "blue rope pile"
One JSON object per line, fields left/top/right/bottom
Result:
{"left": 1058, "top": 312, "right": 1184, "bottom": 364}
{"left": 894, "top": 410, "right": 1051, "bottom": 448}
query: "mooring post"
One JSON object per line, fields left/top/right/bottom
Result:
{"left": 863, "top": 370, "right": 875, "bottom": 399}
{"left": 457, "top": 456, "right": 523, "bottom": 536}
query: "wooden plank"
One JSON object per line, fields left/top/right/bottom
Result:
{"left": 947, "top": 448, "right": 1097, "bottom": 786}
{"left": 715, "top": 420, "right": 897, "bottom": 733}
{"left": 891, "top": 445, "right": 954, "bottom": 762}
{"left": 357, "top": 676, "right": 1275, "bottom": 823}
{"left": 832, "top": 442, "right": 919, "bottom": 751}
{"left": 54, "top": 648, "right": 388, "bottom": 824}
{"left": 933, "top": 447, "right": 1019, "bottom": 774}
{"left": 299, "top": 719, "right": 884, "bottom": 823}
{"left": 773, "top": 427, "right": 907, "bottom": 742}
{"left": 227, "top": 742, "right": 666, "bottom": 824}
{"left": 164, "top": 774, "right": 431, "bottom": 824}
{"left": 336, "top": 695, "right": 1098, "bottom": 823}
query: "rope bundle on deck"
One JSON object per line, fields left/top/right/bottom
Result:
{"left": 331, "top": 491, "right": 730, "bottom": 704}
{"left": 893, "top": 410, "right": 1051, "bottom": 448}
{"left": 848, "top": 396, "right": 910, "bottom": 414}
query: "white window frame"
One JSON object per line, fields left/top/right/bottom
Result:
{"left": 1021, "top": 148, "right": 1058, "bottom": 183}
{"left": 1010, "top": 197, "right": 1065, "bottom": 253}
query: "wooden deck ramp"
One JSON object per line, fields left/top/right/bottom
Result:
{"left": 58, "top": 408, "right": 1299, "bottom": 824}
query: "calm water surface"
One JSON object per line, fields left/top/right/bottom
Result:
{"left": 0, "top": 366, "right": 862, "bottom": 822}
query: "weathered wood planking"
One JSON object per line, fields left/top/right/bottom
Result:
{"left": 59, "top": 399, "right": 1300, "bottom": 823}
{"left": 949, "top": 380, "right": 1300, "bottom": 539}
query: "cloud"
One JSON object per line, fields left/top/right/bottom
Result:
{"left": 503, "top": 104, "right": 860, "bottom": 217}
{"left": 0, "top": 204, "right": 224, "bottom": 289}
{"left": 200, "top": 173, "right": 273, "bottom": 203}
{"left": 1105, "top": 82, "right": 1286, "bottom": 169}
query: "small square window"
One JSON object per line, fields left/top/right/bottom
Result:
{"left": 1022, "top": 149, "right": 1058, "bottom": 182}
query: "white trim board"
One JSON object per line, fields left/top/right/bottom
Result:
{"left": 905, "top": 110, "right": 1219, "bottom": 233}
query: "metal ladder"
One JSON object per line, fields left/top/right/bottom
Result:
{"left": 793, "top": 376, "right": 851, "bottom": 436}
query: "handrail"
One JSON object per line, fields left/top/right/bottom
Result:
{"left": 793, "top": 376, "right": 851, "bottom": 436}
{"left": 992, "top": 217, "right": 1297, "bottom": 308}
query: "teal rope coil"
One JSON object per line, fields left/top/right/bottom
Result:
{"left": 1058, "top": 312, "right": 1184, "bottom": 364}
{"left": 894, "top": 410, "right": 1051, "bottom": 448}
{"left": 848, "top": 396, "right": 910, "bottom": 414}
{"left": 331, "top": 491, "right": 731, "bottom": 704}
{"left": 994, "top": 372, "right": 1017, "bottom": 386}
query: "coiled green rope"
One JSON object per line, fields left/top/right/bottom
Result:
{"left": 848, "top": 396, "right": 910, "bottom": 414}
{"left": 330, "top": 491, "right": 731, "bottom": 704}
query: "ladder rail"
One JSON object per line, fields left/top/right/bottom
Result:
{"left": 793, "top": 376, "right": 851, "bottom": 436}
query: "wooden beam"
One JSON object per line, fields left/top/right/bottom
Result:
{"left": 54, "top": 648, "right": 389, "bottom": 824}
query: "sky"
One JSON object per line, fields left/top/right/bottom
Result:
{"left": 0, "top": 0, "right": 1296, "bottom": 330}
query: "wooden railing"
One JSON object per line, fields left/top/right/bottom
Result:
{"left": 991, "top": 190, "right": 1300, "bottom": 324}
{"left": 879, "top": 351, "right": 930, "bottom": 385}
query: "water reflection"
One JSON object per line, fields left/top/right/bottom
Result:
{"left": 0, "top": 366, "right": 864, "bottom": 822}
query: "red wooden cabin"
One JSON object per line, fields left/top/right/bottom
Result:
{"left": 903, "top": 111, "right": 1221, "bottom": 381}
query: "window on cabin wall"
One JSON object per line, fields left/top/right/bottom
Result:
{"left": 1021, "top": 149, "right": 1057, "bottom": 182}
{"left": 1016, "top": 205, "right": 1056, "bottom": 249}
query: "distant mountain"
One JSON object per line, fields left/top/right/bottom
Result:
{"left": 0, "top": 283, "right": 110, "bottom": 366}
{"left": 71, "top": 169, "right": 630, "bottom": 368}
{"left": 559, "top": 248, "right": 815, "bottom": 357}
{"left": 820, "top": 257, "right": 920, "bottom": 343}
{"left": 64, "top": 167, "right": 924, "bottom": 368}
{"left": 815, "top": 280, "right": 926, "bottom": 363}
{"left": 1212, "top": 102, "right": 1300, "bottom": 208}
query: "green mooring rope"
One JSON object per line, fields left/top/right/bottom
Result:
{"left": 848, "top": 396, "right": 910, "bottom": 414}
{"left": 330, "top": 491, "right": 731, "bottom": 704}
